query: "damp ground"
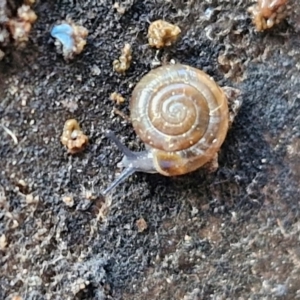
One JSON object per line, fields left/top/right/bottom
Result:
{"left": 1, "top": 1, "right": 300, "bottom": 299}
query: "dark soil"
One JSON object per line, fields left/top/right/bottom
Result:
{"left": 1, "top": 1, "right": 300, "bottom": 299}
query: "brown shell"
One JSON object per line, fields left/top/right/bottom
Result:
{"left": 130, "top": 64, "right": 229, "bottom": 176}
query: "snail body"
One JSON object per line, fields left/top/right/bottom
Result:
{"left": 102, "top": 64, "right": 240, "bottom": 195}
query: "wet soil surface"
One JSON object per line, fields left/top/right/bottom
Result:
{"left": 1, "top": 1, "right": 300, "bottom": 299}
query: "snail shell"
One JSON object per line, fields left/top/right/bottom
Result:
{"left": 102, "top": 64, "right": 231, "bottom": 195}
{"left": 130, "top": 64, "right": 229, "bottom": 176}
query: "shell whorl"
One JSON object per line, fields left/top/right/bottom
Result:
{"left": 130, "top": 64, "right": 229, "bottom": 176}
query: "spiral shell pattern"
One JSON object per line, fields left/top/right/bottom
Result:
{"left": 130, "top": 64, "right": 229, "bottom": 175}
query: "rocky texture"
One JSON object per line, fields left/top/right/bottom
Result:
{"left": 0, "top": 0, "right": 300, "bottom": 299}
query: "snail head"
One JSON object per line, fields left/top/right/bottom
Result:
{"left": 101, "top": 131, "right": 156, "bottom": 196}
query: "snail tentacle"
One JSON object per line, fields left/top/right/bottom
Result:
{"left": 105, "top": 131, "right": 136, "bottom": 159}
{"left": 101, "top": 132, "right": 157, "bottom": 195}
{"left": 101, "top": 166, "right": 135, "bottom": 196}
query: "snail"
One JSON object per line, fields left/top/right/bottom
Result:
{"left": 101, "top": 64, "right": 242, "bottom": 196}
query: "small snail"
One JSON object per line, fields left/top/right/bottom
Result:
{"left": 102, "top": 64, "right": 241, "bottom": 195}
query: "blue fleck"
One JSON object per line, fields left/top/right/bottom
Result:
{"left": 50, "top": 24, "right": 74, "bottom": 51}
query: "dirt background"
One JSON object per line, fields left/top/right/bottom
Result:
{"left": 1, "top": 0, "right": 300, "bottom": 299}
